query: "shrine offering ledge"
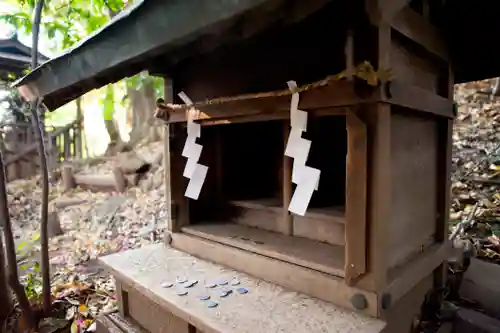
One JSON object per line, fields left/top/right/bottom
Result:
{"left": 99, "top": 244, "right": 386, "bottom": 333}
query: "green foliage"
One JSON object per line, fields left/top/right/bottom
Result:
{"left": 16, "top": 233, "right": 43, "bottom": 303}
{"left": 1, "top": 0, "right": 129, "bottom": 50}
{"left": 0, "top": 0, "right": 164, "bottom": 130}
{"left": 23, "top": 261, "right": 42, "bottom": 303}
{"left": 102, "top": 85, "right": 115, "bottom": 121}
{"left": 0, "top": 12, "right": 32, "bottom": 33}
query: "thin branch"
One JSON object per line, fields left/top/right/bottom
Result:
{"left": 31, "top": 0, "right": 51, "bottom": 316}
{"left": 0, "top": 151, "right": 35, "bottom": 328}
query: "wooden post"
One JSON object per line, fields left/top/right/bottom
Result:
{"left": 75, "top": 97, "right": 83, "bottom": 158}
{"left": 345, "top": 109, "right": 368, "bottom": 285}
{"left": 112, "top": 167, "right": 127, "bottom": 192}
{"left": 163, "top": 78, "right": 173, "bottom": 234}
{"left": 163, "top": 78, "right": 190, "bottom": 233}
{"left": 343, "top": 26, "right": 370, "bottom": 286}
{"left": 115, "top": 280, "right": 129, "bottom": 318}
{"left": 6, "top": 163, "right": 18, "bottom": 181}
{"left": 61, "top": 164, "right": 76, "bottom": 192}
{"left": 434, "top": 65, "right": 454, "bottom": 288}
{"left": 64, "top": 129, "right": 71, "bottom": 160}
{"left": 169, "top": 123, "right": 190, "bottom": 232}
{"left": 280, "top": 121, "right": 293, "bottom": 235}
{"left": 348, "top": 15, "right": 392, "bottom": 292}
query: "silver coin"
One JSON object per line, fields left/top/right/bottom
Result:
{"left": 183, "top": 280, "right": 198, "bottom": 288}
{"left": 161, "top": 282, "right": 173, "bottom": 288}
{"left": 220, "top": 289, "right": 233, "bottom": 298}
{"left": 236, "top": 287, "right": 248, "bottom": 294}
{"left": 207, "top": 300, "right": 218, "bottom": 308}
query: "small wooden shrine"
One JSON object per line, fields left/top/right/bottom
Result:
{"left": 14, "top": 0, "right": 500, "bottom": 332}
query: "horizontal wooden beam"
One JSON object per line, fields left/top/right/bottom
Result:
{"left": 385, "top": 80, "right": 454, "bottom": 118}
{"left": 199, "top": 107, "right": 349, "bottom": 126}
{"left": 162, "top": 80, "right": 452, "bottom": 126}
{"left": 166, "top": 81, "right": 382, "bottom": 124}
{"left": 391, "top": 7, "right": 448, "bottom": 60}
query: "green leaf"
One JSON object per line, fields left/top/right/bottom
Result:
{"left": 102, "top": 85, "right": 115, "bottom": 120}
{"left": 16, "top": 241, "right": 27, "bottom": 251}
{"left": 33, "top": 262, "right": 40, "bottom": 272}
{"left": 19, "top": 264, "right": 30, "bottom": 271}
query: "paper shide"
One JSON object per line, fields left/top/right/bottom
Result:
{"left": 284, "top": 81, "right": 321, "bottom": 216}
{"left": 179, "top": 92, "right": 208, "bottom": 200}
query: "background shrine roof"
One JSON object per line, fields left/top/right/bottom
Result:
{"left": 12, "top": 0, "right": 500, "bottom": 111}
{"left": 0, "top": 33, "right": 47, "bottom": 81}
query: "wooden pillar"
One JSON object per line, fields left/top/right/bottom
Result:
{"left": 352, "top": 13, "right": 392, "bottom": 292}
{"left": 115, "top": 281, "right": 130, "bottom": 318}
{"left": 75, "top": 98, "right": 83, "bottom": 158}
{"left": 369, "top": 19, "right": 392, "bottom": 293}
{"left": 280, "top": 121, "right": 293, "bottom": 235}
{"left": 112, "top": 167, "right": 127, "bottom": 192}
{"left": 163, "top": 78, "right": 173, "bottom": 233}
{"left": 345, "top": 109, "right": 368, "bottom": 285}
{"left": 434, "top": 64, "right": 454, "bottom": 288}
{"left": 61, "top": 164, "right": 76, "bottom": 192}
{"left": 164, "top": 78, "right": 190, "bottom": 233}
{"left": 63, "top": 130, "right": 70, "bottom": 160}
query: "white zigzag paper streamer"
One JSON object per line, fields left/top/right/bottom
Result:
{"left": 178, "top": 92, "right": 208, "bottom": 200}
{"left": 285, "top": 81, "right": 321, "bottom": 216}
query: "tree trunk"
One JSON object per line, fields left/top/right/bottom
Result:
{"left": 104, "top": 118, "right": 123, "bottom": 154}
{"left": 0, "top": 149, "right": 35, "bottom": 329}
{"left": 0, "top": 231, "right": 12, "bottom": 330}
{"left": 103, "top": 85, "right": 123, "bottom": 156}
{"left": 127, "top": 87, "right": 144, "bottom": 136}
{"left": 142, "top": 77, "right": 160, "bottom": 142}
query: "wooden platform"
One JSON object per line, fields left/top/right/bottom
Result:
{"left": 182, "top": 223, "right": 345, "bottom": 277}
{"left": 100, "top": 244, "right": 386, "bottom": 333}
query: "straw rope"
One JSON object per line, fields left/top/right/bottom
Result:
{"left": 154, "top": 61, "right": 392, "bottom": 121}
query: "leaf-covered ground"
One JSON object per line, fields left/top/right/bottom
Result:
{"left": 452, "top": 80, "right": 500, "bottom": 263}
{"left": 7, "top": 141, "right": 166, "bottom": 332}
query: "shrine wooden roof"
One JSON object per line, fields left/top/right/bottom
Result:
{"left": 0, "top": 34, "right": 47, "bottom": 80}
{"left": 12, "top": 0, "right": 500, "bottom": 111}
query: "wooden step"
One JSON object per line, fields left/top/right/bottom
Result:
{"left": 99, "top": 244, "right": 386, "bottom": 333}
{"left": 182, "top": 223, "right": 345, "bottom": 277}
{"left": 230, "top": 199, "right": 345, "bottom": 246}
